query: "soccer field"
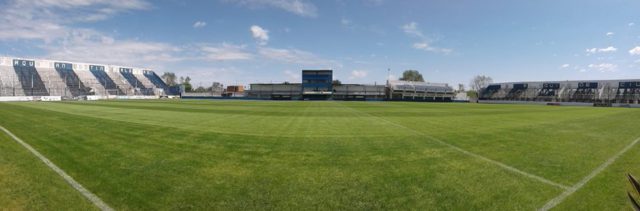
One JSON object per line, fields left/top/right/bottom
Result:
{"left": 1, "top": 100, "right": 639, "bottom": 210}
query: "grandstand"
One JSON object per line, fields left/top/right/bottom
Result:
{"left": 386, "top": 80, "right": 455, "bottom": 102}
{"left": 247, "top": 83, "right": 302, "bottom": 100}
{"left": 247, "top": 70, "right": 454, "bottom": 101}
{"left": 142, "top": 70, "right": 171, "bottom": 96}
{"left": 53, "top": 63, "right": 92, "bottom": 96}
{"left": 0, "top": 57, "right": 171, "bottom": 100}
{"left": 332, "top": 84, "right": 386, "bottom": 100}
{"left": 479, "top": 79, "right": 640, "bottom": 106}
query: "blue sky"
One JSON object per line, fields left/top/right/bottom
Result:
{"left": 1, "top": 0, "right": 640, "bottom": 88}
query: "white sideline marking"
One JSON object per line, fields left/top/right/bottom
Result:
{"left": 538, "top": 136, "right": 640, "bottom": 211}
{"left": 0, "top": 125, "right": 114, "bottom": 211}
{"left": 338, "top": 103, "right": 570, "bottom": 190}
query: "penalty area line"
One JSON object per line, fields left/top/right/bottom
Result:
{"left": 0, "top": 125, "right": 114, "bottom": 211}
{"left": 336, "top": 103, "right": 570, "bottom": 190}
{"left": 538, "top": 136, "right": 640, "bottom": 211}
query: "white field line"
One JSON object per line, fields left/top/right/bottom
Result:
{"left": 0, "top": 125, "right": 114, "bottom": 211}
{"left": 538, "top": 136, "right": 640, "bottom": 211}
{"left": 338, "top": 103, "right": 570, "bottom": 190}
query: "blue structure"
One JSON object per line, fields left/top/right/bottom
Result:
{"left": 301, "top": 70, "right": 332, "bottom": 100}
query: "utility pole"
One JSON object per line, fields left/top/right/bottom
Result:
{"left": 387, "top": 68, "right": 391, "bottom": 100}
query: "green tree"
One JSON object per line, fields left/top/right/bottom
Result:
{"left": 399, "top": 70, "right": 424, "bottom": 82}
{"left": 332, "top": 80, "right": 342, "bottom": 85}
{"left": 182, "top": 76, "right": 192, "bottom": 92}
{"left": 466, "top": 90, "right": 478, "bottom": 98}
{"left": 194, "top": 86, "right": 206, "bottom": 92}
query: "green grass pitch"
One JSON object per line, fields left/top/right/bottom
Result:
{"left": 1, "top": 100, "right": 640, "bottom": 210}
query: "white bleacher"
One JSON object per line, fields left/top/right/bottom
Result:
{"left": 0, "top": 64, "right": 25, "bottom": 96}
{"left": 0, "top": 56, "right": 168, "bottom": 98}
{"left": 74, "top": 63, "right": 108, "bottom": 96}
{"left": 34, "top": 61, "right": 68, "bottom": 97}
{"left": 106, "top": 66, "right": 135, "bottom": 95}
{"left": 133, "top": 69, "right": 156, "bottom": 89}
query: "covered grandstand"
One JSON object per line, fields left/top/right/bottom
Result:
{"left": 246, "top": 83, "right": 303, "bottom": 100}
{"left": 246, "top": 70, "right": 454, "bottom": 101}
{"left": 386, "top": 80, "right": 455, "bottom": 102}
{"left": 246, "top": 83, "right": 386, "bottom": 101}
{"left": 332, "top": 84, "right": 386, "bottom": 101}
{"left": 479, "top": 79, "right": 640, "bottom": 106}
{"left": 0, "top": 57, "right": 174, "bottom": 100}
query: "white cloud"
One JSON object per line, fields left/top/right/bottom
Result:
{"left": 258, "top": 47, "right": 340, "bottom": 67}
{"left": 606, "top": 32, "right": 614, "bottom": 36}
{"left": 403, "top": 22, "right": 452, "bottom": 55}
{"left": 630, "top": 46, "right": 640, "bottom": 55}
{"left": 586, "top": 46, "right": 617, "bottom": 54}
{"left": 402, "top": 22, "right": 424, "bottom": 38}
{"left": 341, "top": 18, "right": 352, "bottom": 27}
{"left": 0, "top": 0, "right": 150, "bottom": 41}
{"left": 349, "top": 70, "right": 368, "bottom": 79}
{"left": 223, "top": 0, "right": 317, "bottom": 17}
{"left": 193, "top": 21, "right": 207, "bottom": 28}
{"left": 560, "top": 64, "right": 570, "bottom": 68}
{"left": 599, "top": 46, "right": 617, "bottom": 52}
{"left": 630, "top": 22, "right": 636, "bottom": 27}
{"left": 44, "top": 29, "right": 182, "bottom": 68}
{"left": 413, "top": 42, "right": 453, "bottom": 54}
{"left": 588, "top": 63, "right": 618, "bottom": 72}
{"left": 250, "top": 25, "right": 269, "bottom": 45}
{"left": 0, "top": 0, "right": 190, "bottom": 68}
{"left": 200, "top": 43, "right": 252, "bottom": 61}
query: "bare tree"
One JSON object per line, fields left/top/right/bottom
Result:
{"left": 161, "top": 72, "right": 177, "bottom": 86}
{"left": 470, "top": 75, "right": 493, "bottom": 91}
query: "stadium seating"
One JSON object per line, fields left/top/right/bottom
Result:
{"left": 480, "top": 80, "right": 640, "bottom": 104}
{"left": 74, "top": 69, "right": 108, "bottom": 96}
{"left": 0, "top": 57, "right": 169, "bottom": 97}
{"left": 0, "top": 66, "right": 25, "bottom": 96}
{"left": 13, "top": 64, "right": 49, "bottom": 96}
{"left": 118, "top": 69, "right": 154, "bottom": 95}
{"left": 54, "top": 67, "right": 92, "bottom": 96}
{"left": 92, "top": 69, "right": 125, "bottom": 95}
{"left": 332, "top": 84, "right": 385, "bottom": 100}
{"left": 35, "top": 67, "right": 68, "bottom": 96}
{"left": 143, "top": 71, "right": 174, "bottom": 95}
{"left": 387, "top": 80, "right": 455, "bottom": 102}
{"left": 132, "top": 71, "right": 158, "bottom": 95}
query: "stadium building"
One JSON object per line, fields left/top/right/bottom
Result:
{"left": 302, "top": 70, "right": 333, "bottom": 100}
{"left": 479, "top": 79, "right": 640, "bottom": 106}
{"left": 0, "top": 57, "right": 174, "bottom": 101}
{"left": 387, "top": 80, "right": 455, "bottom": 102}
{"left": 246, "top": 70, "right": 455, "bottom": 101}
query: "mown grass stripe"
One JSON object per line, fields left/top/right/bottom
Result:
{"left": 538, "top": 136, "right": 640, "bottom": 211}
{"left": 336, "top": 102, "right": 571, "bottom": 190}
{"left": 0, "top": 125, "right": 114, "bottom": 211}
